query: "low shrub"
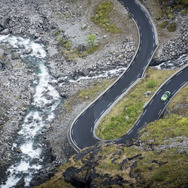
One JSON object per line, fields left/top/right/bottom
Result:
{"left": 167, "top": 22, "right": 177, "bottom": 32}
{"left": 159, "top": 21, "right": 169, "bottom": 28}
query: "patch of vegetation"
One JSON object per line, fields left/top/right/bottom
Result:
{"left": 87, "top": 34, "right": 97, "bottom": 46}
{"left": 140, "top": 114, "right": 188, "bottom": 145}
{"left": 64, "top": 78, "right": 116, "bottom": 113}
{"left": 92, "top": 1, "right": 122, "bottom": 33}
{"left": 159, "top": 21, "right": 169, "bottom": 28}
{"left": 147, "top": 79, "right": 157, "bottom": 88}
{"left": 167, "top": 22, "right": 177, "bottom": 32}
{"left": 168, "top": 84, "right": 188, "bottom": 115}
{"left": 181, "top": 8, "right": 188, "bottom": 15}
{"left": 57, "top": 35, "right": 71, "bottom": 50}
{"left": 55, "top": 29, "right": 101, "bottom": 60}
{"left": 158, "top": 0, "right": 188, "bottom": 18}
{"left": 96, "top": 68, "right": 176, "bottom": 140}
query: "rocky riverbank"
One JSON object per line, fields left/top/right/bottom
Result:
{"left": 0, "top": 0, "right": 187, "bottom": 186}
{"left": 0, "top": 41, "right": 36, "bottom": 183}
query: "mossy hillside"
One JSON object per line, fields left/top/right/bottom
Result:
{"left": 36, "top": 139, "right": 188, "bottom": 187}
{"left": 140, "top": 114, "right": 188, "bottom": 145}
{"left": 96, "top": 68, "right": 176, "bottom": 140}
{"left": 92, "top": 1, "right": 122, "bottom": 33}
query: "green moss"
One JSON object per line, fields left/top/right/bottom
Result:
{"left": 159, "top": 21, "right": 169, "bottom": 28}
{"left": 167, "top": 22, "right": 177, "bottom": 32}
{"left": 147, "top": 79, "right": 157, "bottom": 88}
{"left": 181, "top": 8, "right": 188, "bottom": 15}
{"left": 54, "top": 28, "right": 61, "bottom": 36}
{"left": 92, "top": 1, "right": 122, "bottom": 33}
{"left": 57, "top": 36, "right": 71, "bottom": 50}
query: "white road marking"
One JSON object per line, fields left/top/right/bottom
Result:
{"left": 94, "top": 119, "right": 98, "bottom": 124}
{"left": 180, "top": 81, "right": 186, "bottom": 87}
{"left": 172, "top": 90, "right": 176, "bottom": 95}
{"left": 98, "top": 96, "right": 102, "bottom": 100}
{"left": 136, "top": 119, "right": 141, "bottom": 125}
{"left": 114, "top": 82, "right": 117, "bottom": 86}
{"left": 74, "top": 119, "right": 78, "bottom": 124}
{"left": 166, "top": 79, "right": 172, "bottom": 85}
{"left": 127, "top": 130, "right": 133, "bottom": 135}
{"left": 115, "top": 95, "right": 119, "bottom": 100}
{"left": 100, "top": 110, "right": 105, "bottom": 115}
{"left": 143, "top": 109, "right": 147, "bottom": 116}
{"left": 72, "top": 129, "right": 74, "bottom": 135}
{"left": 157, "top": 89, "right": 162, "bottom": 95}
{"left": 73, "top": 139, "right": 78, "bottom": 146}
{"left": 127, "top": 68, "right": 130, "bottom": 72}
{"left": 150, "top": 99, "right": 154, "bottom": 105}
{"left": 122, "top": 88, "right": 127, "bottom": 93}
{"left": 91, "top": 127, "right": 93, "bottom": 133}
{"left": 176, "top": 70, "right": 183, "bottom": 76}
{"left": 107, "top": 102, "right": 112, "bottom": 107}
{"left": 106, "top": 89, "right": 111, "bottom": 94}
{"left": 158, "top": 109, "right": 162, "bottom": 116}
{"left": 130, "top": 81, "right": 134, "bottom": 86}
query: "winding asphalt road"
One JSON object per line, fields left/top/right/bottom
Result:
{"left": 69, "top": 0, "right": 187, "bottom": 151}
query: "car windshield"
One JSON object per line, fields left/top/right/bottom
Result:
{"left": 164, "top": 93, "right": 168, "bottom": 97}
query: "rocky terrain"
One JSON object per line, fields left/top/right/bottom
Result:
{"left": 0, "top": 0, "right": 187, "bottom": 186}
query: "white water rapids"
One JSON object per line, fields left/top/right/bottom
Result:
{"left": 0, "top": 35, "right": 61, "bottom": 187}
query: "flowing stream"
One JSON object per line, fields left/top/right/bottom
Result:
{"left": 0, "top": 35, "right": 61, "bottom": 187}
{"left": 153, "top": 54, "right": 188, "bottom": 69}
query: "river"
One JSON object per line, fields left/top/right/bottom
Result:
{"left": 0, "top": 35, "right": 61, "bottom": 187}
